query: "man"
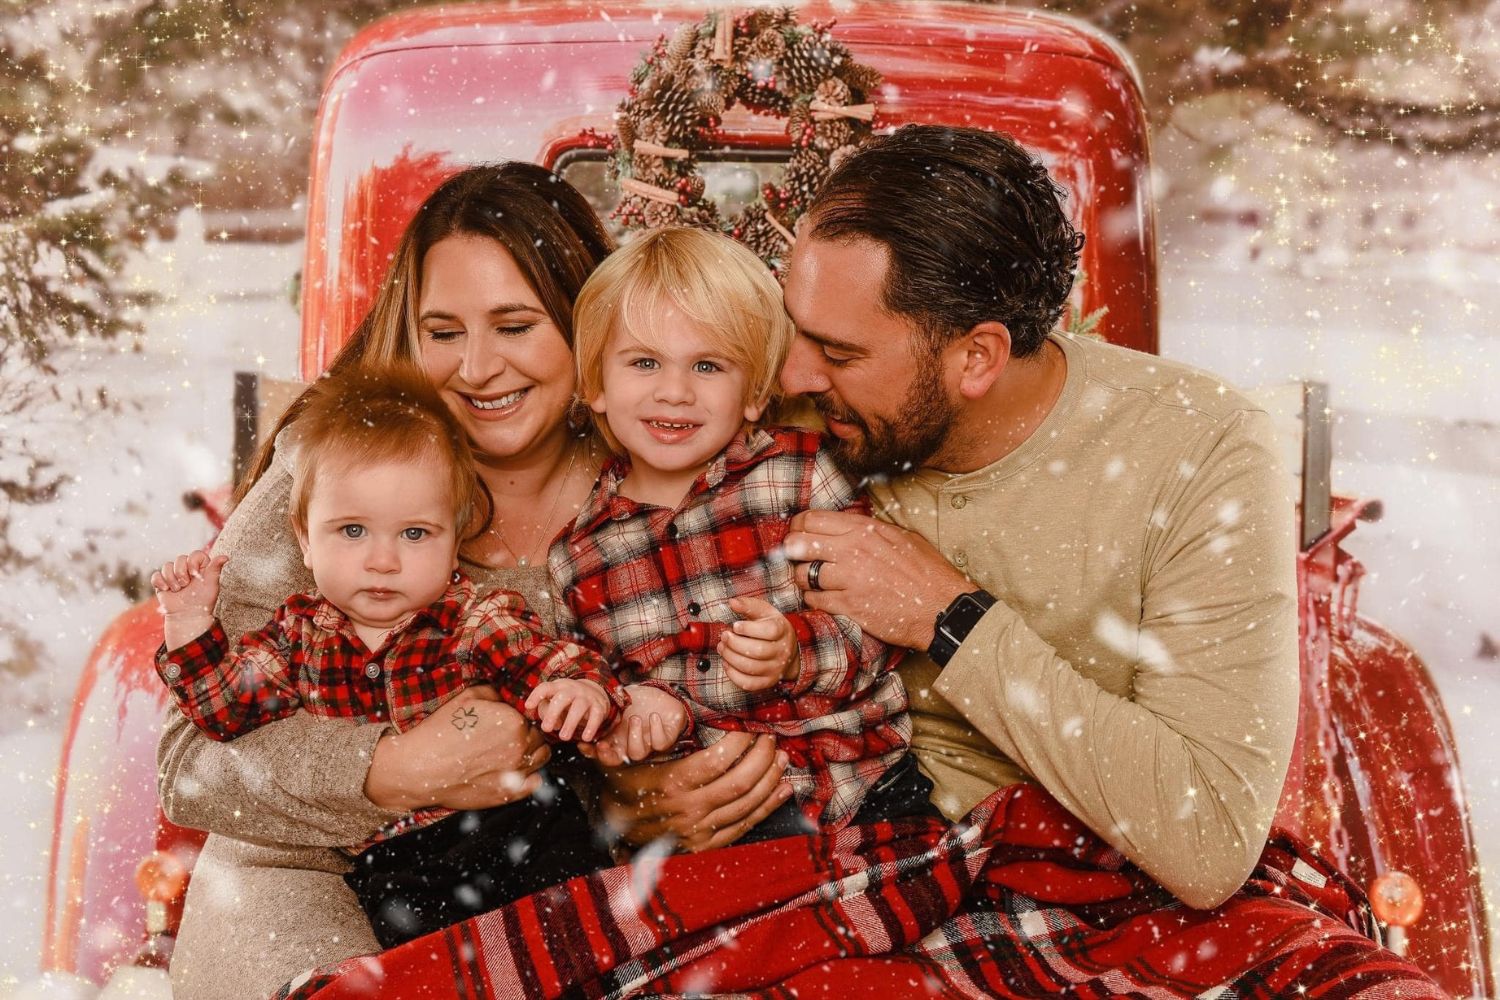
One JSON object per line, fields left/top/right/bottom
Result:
{"left": 603, "top": 124, "right": 1300, "bottom": 912}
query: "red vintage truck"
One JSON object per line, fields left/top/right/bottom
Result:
{"left": 27, "top": 3, "right": 1494, "bottom": 997}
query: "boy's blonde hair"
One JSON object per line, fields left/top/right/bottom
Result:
{"left": 573, "top": 227, "right": 794, "bottom": 453}
{"left": 286, "top": 364, "right": 486, "bottom": 540}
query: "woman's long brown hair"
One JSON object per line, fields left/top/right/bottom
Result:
{"left": 233, "top": 162, "right": 615, "bottom": 505}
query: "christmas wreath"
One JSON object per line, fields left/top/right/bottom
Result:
{"left": 607, "top": 8, "right": 882, "bottom": 269}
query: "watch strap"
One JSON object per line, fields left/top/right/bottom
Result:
{"left": 927, "top": 589, "right": 997, "bottom": 667}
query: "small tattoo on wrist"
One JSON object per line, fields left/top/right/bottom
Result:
{"left": 452, "top": 706, "right": 478, "bottom": 730}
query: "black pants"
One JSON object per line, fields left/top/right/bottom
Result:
{"left": 738, "top": 752, "right": 942, "bottom": 844}
{"left": 345, "top": 770, "right": 611, "bottom": 948}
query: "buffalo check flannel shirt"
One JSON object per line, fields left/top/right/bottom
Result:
{"left": 156, "top": 573, "right": 624, "bottom": 845}
{"left": 549, "top": 427, "right": 910, "bottom": 831}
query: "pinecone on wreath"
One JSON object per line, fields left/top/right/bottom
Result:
{"left": 640, "top": 73, "right": 700, "bottom": 146}
{"left": 667, "top": 22, "right": 699, "bottom": 62}
{"left": 737, "top": 206, "right": 792, "bottom": 261}
{"left": 837, "top": 60, "right": 882, "bottom": 98}
{"left": 813, "top": 118, "right": 854, "bottom": 152}
{"left": 783, "top": 33, "right": 838, "bottom": 93}
{"left": 782, "top": 146, "right": 830, "bottom": 208}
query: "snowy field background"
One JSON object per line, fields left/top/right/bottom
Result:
{"left": 1, "top": 160, "right": 1497, "bottom": 987}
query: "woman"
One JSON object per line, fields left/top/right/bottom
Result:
{"left": 158, "top": 163, "right": 788, "bottom": 999}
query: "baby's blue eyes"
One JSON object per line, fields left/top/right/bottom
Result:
{"left": 693, "top": 360, "right": 723, "bottom": 374}
{"left": 337, "top": 525, "right": 429, "bottom": 540}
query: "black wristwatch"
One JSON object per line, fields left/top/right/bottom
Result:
{"left": 927, "top": 589, "right": 998, "bottom": 667}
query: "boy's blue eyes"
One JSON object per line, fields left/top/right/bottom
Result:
{"left": 340, "top": 525, "right": 365, "bottom": 539}
{"left": 627, "top": 358, "right": 725, "bottom": 373}
{"left": 401, "top": 527, "right": 429, "bottom": 541}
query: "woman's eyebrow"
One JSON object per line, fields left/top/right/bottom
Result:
{"left": 418, "top": 303, "right": 541, "bottom": 322}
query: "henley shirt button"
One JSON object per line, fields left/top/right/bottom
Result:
{"left": 164, "top": 664, "right": 181, "bottom": 680}
{"left": 951, "top": 494, "right": 969, "bottom": 509}
{"left": 954, "top": 551, "right": 968, "bottom": 568}
{"left": 695, "top": 658, "right": 711, "bottom": 673}
{"left": 687, "top": 601, "right": 701, "bottom": 616}
{"left": 364, "top": 661, "right": 381, "bottom": 679}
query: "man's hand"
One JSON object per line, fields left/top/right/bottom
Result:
{"left": 365, "top": 686, "right": 550, "bottom": 812}
{"left": 152, "top": 548, "right": 229, "bottom": 649}
{"left": 583, "top": 684, "right": 689, "bottom": 767}
{"left": 598, "top": 732, "right": 792, "bottom": 852}
{"left": 718, "top": 596, "right": 799, "bottom": 690}
{"left": 525, "top": 677, "right": 612, "bottom": 742}
{"left": 783, "top": 510, "right": 974, "bottom": 650}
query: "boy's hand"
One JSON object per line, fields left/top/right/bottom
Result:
{"left": 583, "top": 684, "right": 689, "bottom": 768}
{"left": 151, "top": 548, "right": 228, "bottom": 618}
{"left": 525, "top": 678, "right": 612, "bottom": 742}
{"left": 718, "top": 597, "right": 799, "bottom": 692}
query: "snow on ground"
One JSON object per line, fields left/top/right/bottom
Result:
{"left": 1, "top": 219, "right": 1497, "bottom": 984}
{"left": 0, "top": 233, "right": 301, "bottom": 987}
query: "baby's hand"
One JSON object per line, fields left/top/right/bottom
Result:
{"left": 583, "top": 684, "right": 689, "bottom": 768}
{"left": 151, "top": 548, "right": 228, "bottom": 618}
{"left": 525, "top": 678, "right": 612, "bottom": 742}
{"left": 718, "top": 596, "right": 799, "bottom": 692}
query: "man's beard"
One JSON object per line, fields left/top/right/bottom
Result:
{"left": 814, "top": 353, "right": 957, "bottom": 482}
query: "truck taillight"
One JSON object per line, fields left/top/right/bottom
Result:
{"left": 1370, "top": 870, "right": 1424, "bottom": 957}
{"left": 133, "top": 851, "right": 189, "bottom": 936}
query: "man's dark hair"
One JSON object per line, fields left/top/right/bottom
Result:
{"left": 807, "top": 125, "right": 1085, "bottom": 358}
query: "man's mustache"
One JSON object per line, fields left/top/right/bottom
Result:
{"left": 812, "top": 394, "right": 865, "bottom": 433}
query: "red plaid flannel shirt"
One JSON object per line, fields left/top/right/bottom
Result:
{"left": 156, "top": 574, "right": 623, "bottom": 844}
{"left": 549, "top": 427, "right": 909, "bottom": 831}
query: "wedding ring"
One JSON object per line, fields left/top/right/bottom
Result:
{"left": 807, "top": 559, "right": 826, "bottom": 592}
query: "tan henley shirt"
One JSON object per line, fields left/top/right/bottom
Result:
{"left": 874, "top": 331, "right": 1300, "bottom": 909}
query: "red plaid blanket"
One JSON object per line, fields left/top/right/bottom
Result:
{"left": 273, "top": 784, "right": 1444, "bottom": 998}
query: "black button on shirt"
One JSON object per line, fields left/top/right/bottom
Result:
{"left": 687, "top": 601, "right": 701, "bottom": 616}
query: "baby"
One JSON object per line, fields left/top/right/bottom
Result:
{"left": 152, "top": 364, "right": 619, "bottom": 947}
{"left": 548, "top": 226, "right": 937, "bottom": 840}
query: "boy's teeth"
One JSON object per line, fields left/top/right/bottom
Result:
{"left": 650, "top": 420, "right": 693, "bottom": 429}
{"left": 472, "top": 389, "right": 526, "bottom": 410}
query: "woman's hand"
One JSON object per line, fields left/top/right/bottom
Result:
{"left": 598, "top": 732, "right": 792, "bottom": 852}
{"left": 365, "top": 686, "right": 549, "bottom": 812}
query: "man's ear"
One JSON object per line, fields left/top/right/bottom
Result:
{"left": 953, "top": 321, "right": 1012, "bottom": 400}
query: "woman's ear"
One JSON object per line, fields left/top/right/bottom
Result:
{"left": 954, "top": 321, "right": 1012, "bottom": 400}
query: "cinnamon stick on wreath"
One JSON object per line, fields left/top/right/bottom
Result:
{"left": 633, "top": 140, "right": 690, "bottom": 160}
{"left": 809, "top": 100, "right": 876, "bottom": 122}
{"left": 619, "top": 176, "right": 681, "bottom": 206}
{"left": 763, "top": 209, "right": 795, "bottom": 248}
{"left": 712, "top": 10, "right": 734, "bottom": 63}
